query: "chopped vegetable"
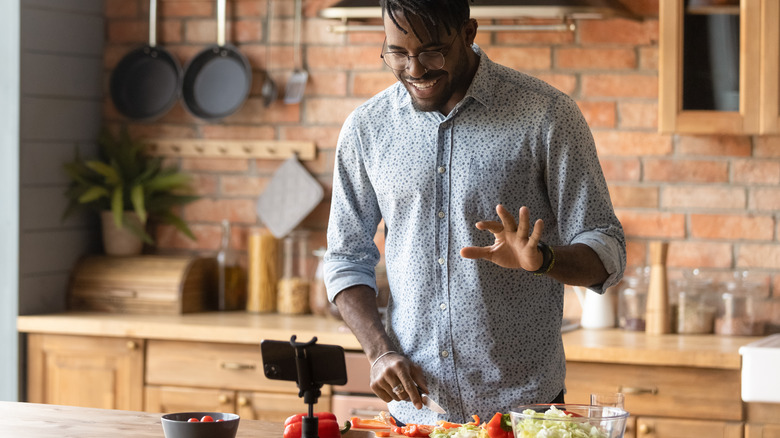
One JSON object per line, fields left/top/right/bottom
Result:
{"left": 513, "top": 405, "right": 609, "bottom": 438}
{"left": 486, "top": 412, "right": 513, "bottom": 438}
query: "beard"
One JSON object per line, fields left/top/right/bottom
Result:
{"left": 400, "top": 46, "right": 472, "bottom": 114}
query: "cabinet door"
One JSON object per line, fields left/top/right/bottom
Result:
{"left": 636, "top": 417, "right": 743, "bottom": 438}
{"left": 746, "top": 424, "right": 780, "bottom": 438}
{"left": 760, "top": 0, "right": 780, "bottom": 133}
{"left": 659, "top": 0, "right": 762, "bottom": 134}
{"left": 27, "top": 334, "right": 144, "bottom": 411}
{"left": 145, "top": 385, "right": 234, "bottom": 413}
{"left": 236, "top": 391, "right": 331, "bottom": 423}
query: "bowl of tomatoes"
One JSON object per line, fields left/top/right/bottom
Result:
{"left": 161, "top": 412, "right": 240, "bottom": 438}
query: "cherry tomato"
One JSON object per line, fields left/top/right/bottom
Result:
{"left": 216, "top": 419, "right": 224, "bottom": 422}
{"left": 187, "top": 418, "right": 199, "bottom": 422}
{"left": 201, "top": 415, "right": 215, "bottom": 422}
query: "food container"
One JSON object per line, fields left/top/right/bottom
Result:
{"left": 161, "top": 412, "right": 239, "bottom": 438}
{"left": 739, "top": 334, "right": 780, "bottom": 403}
{"left": 670, "top": 277, "right": 717, "bottom": 334}
{"left": 247, "top": 227, "right": 279, "bottom": 313}
{"left": 310, "top": 247, "right": 330, "bottom": 317}
{"left": 617, "top": 272, "right": 648, "bottom": 331}
{"left": 715, "top": 280, "right": 769, "bottom": 336}
{"left": 277, "top": 230, "right": 311, "bottom": 314}
{"left": 511, "top": 404, "right": 629, "bottom": 438}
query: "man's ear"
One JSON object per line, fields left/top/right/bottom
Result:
{"left": 463, "top": 18, "right": 478, "bottom": 45}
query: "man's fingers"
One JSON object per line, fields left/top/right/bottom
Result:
{"left": 529, "top": 218, "right": 545, "bottom": 244}
{"left": 496, "top": 204, "right": 517, "bottom": 232}
{"left": 475, "top": 220, "right": 503, "bottom": 234}
{"left": 460, "top": 246, "right": 492, "bottom": 260}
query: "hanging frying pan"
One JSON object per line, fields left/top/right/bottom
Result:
{"left": 181, "top": 0, "right": 252, "bottom": 120}
{"left": 110, "top": 0, "right": 181, "bottom": 121}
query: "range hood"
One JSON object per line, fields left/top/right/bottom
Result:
{"left": 320, "top": 0, "right": 636, "bottom": 32}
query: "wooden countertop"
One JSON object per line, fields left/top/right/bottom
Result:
{"left": 17, "top": 312, "right": 761, "bottom": 370}
{"left": 3, "top": 401, "right": 283, "bottom": 438}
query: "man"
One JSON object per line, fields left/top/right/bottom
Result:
{"left": 324, "top": 0, "right": 626, "bottom": 425}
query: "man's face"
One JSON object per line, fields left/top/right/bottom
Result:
{"left": 382, "top": 12, "right": 477, "bottom": 114}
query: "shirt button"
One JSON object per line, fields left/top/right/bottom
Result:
{"left": 437, "top": 166, "right": 446, "bottom": 174}
{"left": 438, "top": 211, "right": 445, "bottom": 218}
{"left": 441, "top": 350, "right": 449, "bottom": 358}
{"left": 440, "top": 303, "right": 447, "bottom": 310}
{"left": 437, "top": 258, "right": 445, "bottom": 265}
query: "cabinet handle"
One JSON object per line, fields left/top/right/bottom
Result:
{"left": 618, "top": 385, "right": 658, "bottom": 395}
{"left": 218, "top": 394, "right": 231, "bottom": 404}
{"left": 237, "top": 396, "right": 249, "bottom": 407}
{"left": 126, "top": 341, "right": 138, "bottom": 350}
{"left": 638, "top": 423, "right": 651, "bottom": 435}
{"left": 221, "top": 362, "right": 256, "bottom": 371}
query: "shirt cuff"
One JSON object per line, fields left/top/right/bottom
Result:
{"left": 324, "top": 259, "right": 378, "bottom": 302}
{"left": 571, "top": 230, "right": 625, "bottom": 294}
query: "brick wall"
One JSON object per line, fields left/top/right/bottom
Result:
{"left": 103, "top": 0, "right": 779, "bottom": 297}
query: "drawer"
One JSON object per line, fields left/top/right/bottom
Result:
{"left": 147, "top": 340, "right": 329, "bottom": 394}
{"left": 635, "top": 416, "right": 743, "bottom": 438}
{"left": 238, "top": 391, "right": 331, "bottom": 423}
{"left": 331, "top": 394, "right": 388, "bottom": 424}
{"left": 565, "top": 362, "right": 742, "bottom": 421}
{"left": 333, "top": 351, "right": 372, "bottom": 394}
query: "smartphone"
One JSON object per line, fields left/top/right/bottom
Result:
{"left": 260, "top": 339, "right": 348, "bottom": 386}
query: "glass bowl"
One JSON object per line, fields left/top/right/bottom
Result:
{"left": 510, "top": 404, "right": 629, "bottom": 438}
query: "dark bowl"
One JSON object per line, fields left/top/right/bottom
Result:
{"left": 161, "top": 412, "right": 240, "bottom": 438}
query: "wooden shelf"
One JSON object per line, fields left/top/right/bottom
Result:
{"left": 144, "top": 139, "right": 317, "bottom": 161}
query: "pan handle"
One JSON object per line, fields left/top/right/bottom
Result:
{"left": 218, "top": 0, "right": 226, "bottom": 47}
{"left": 149, "top": 0, "right": 157, "bottom": 47}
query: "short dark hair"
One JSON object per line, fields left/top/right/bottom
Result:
{"left": 380, "top": 0, "right": 472, "bottom": 41}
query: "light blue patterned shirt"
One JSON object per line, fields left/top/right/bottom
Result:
{"left": 325, "top": 45, "right": 625, "bottom": 424}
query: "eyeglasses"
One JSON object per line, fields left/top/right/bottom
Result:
{"left": 380, "top": 32, "right": 460, "bottom": 72}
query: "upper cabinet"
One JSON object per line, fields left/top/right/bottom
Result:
{"left": 659, "top": 0, "right": 778, "bottom": 134}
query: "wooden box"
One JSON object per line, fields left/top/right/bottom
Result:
{"left": 68, "top": 255, "right": 216, "bottom": 315}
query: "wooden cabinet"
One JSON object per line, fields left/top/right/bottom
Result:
{"left": 26, "top": 333, "right": 144, "bottom": 411}
{"left": 636, "top": 417, "right": 743, "bottom": 438}
{"left": 565, "top": 361, "right": 743, "bottom": 438}
{"left": 745, "top": 403, "right": 780, "bottom": 438}
{"left": 658, "top": 0, "right": 779, "bottom": 134}
{"left": 144, "top": 340, "right": 330, "bottom": 421}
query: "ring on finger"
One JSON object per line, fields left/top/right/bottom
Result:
{"left": 392, "top": 384, "right": 404, "bottom": 394}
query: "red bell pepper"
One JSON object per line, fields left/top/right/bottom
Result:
{"left": 282, "top": 412, "right": 350, "bottom": 438}
{"left": 486, "top": 412, "right": 513, "bottom": 438}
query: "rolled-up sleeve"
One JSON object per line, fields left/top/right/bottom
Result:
{"left": 324, "top": 112, "right": 383, "bottom": 302}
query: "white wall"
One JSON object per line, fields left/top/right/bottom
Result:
{"left": 0, "top": 0, "right": 21, "bottom": 403}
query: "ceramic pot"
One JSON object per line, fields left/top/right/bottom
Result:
{"left": 100, "top": 211, "right": 145, "bottom": 256}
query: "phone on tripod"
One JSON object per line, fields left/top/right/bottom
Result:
{"left": 260, "top": 339, "right": 348, "bottom": 386}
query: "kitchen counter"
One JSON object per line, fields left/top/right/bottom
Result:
{"left": 3, "top": 401, "right": 283, "bottom": 438}
{"left": 17, "top": 312, "right": 760, "bottom": 369}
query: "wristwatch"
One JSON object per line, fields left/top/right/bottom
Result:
{"left": 533, "top": 242, "right": 555, "bottom": 275}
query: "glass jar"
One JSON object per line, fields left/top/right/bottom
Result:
{"left": 277, "top": 230, "right": 311, "bottom": 315}
{"left": 618, "top": 267, "right": 649, "bottom": 331}
{"left": 310, "top": 247, "right": 330, "bottom": 317}
{"left": 670, "top": 270, "right": 717, "bottom": 334}
{"left": 715, "top": 280, "right": 768, "bottom": 336}
{"left": 217, "top": 220, "right": 246, "bottom": 311}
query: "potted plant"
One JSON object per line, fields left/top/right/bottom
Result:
{"left": 63, "top": 128, "right": 198, "bottom": 255}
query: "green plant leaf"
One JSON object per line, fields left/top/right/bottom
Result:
{"left": 144, "top": 172, "right": 192, "bottom": 193}
{"left": 158, "top": 211, "right": 197, "bottom": 241}
{"left": 78, "top": 186, "right": 110, "bottom": 204}
{"left": 130, "top": 184, "right": 147, "bottom": 224}
{"left": 86, "top": 160, "right": 120, "bottom": 185}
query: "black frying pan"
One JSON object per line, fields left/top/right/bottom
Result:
{"left": 181, "top": 0, "right": 252, "bottom": 120}
{"left": 110, "top": 0, "right": 181, "bottom": 121}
